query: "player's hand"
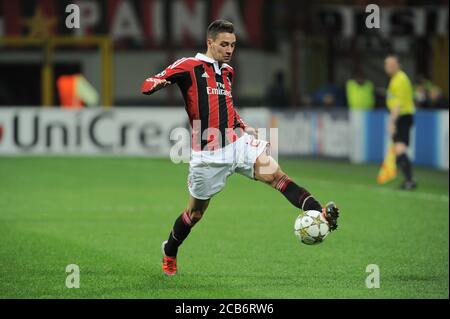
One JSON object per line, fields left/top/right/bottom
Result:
{"left": 244, "top": 126, "right": 258, "bottom": 138}
{"left": 142, "top": 78, "right": 171, "bottom": 94}
{"left": 153, "top": 78, "right": 171, "bottom": 90}
{"left": 388, "top": 120, "right": 396, "bottom": 136}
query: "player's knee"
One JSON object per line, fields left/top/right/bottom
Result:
{"left": 189, "top": 211, "right": 204, "bottom": 225}
{"left": 270, "top": 170, "right": 286, "bottom": 189}
{"left": 256, "top": 156, "right": 280, "bottom": 184}
{"left": 260, "top": 169, "right": 279, "bottom": 185}
{"left": 395, "top": 143, "right": 406, "bottom": 155}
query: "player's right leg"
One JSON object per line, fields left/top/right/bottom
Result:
{"left": 253, "top": 149, "right": 339, "bottom": 230}
{"left": 161, "top": 195, "right": 210, "bottom": 276}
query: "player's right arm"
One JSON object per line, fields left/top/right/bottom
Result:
{"left": 141, "top": 58, "right": 192, "bottom": 95}
{"left": 141, "top": 78, "right": 171, "bottom": 95}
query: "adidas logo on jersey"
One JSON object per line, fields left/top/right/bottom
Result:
{"left": 201, "top": 72, "right": 209, "bottom": 78}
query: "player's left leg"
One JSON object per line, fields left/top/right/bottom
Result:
{"left": 394, "top": 142, "right": 416, "bottom": 190}
{"left": 253, "top": 149, "right": 339, "bottom": 230}
{"left": 393, "top": 115, "right": 416, "bottom": 190}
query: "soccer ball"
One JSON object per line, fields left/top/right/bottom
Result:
{"left": 294, "top": 210, "right": 330, "bottom": 245}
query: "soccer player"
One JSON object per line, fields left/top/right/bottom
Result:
{"left": 141, "top": 20, "right": 340, "bottom": 276}
{"left": 384, "top": 55, "right": 417, "bottom": 190}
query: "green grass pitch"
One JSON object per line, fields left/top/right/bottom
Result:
{"left": 0, "top": 157, "right": 448, "bottom": 298}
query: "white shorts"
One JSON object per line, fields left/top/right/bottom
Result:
{"left": 187, "top": 133, "right": 269, "bottom": 200}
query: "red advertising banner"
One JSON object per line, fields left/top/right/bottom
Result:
{"left": 0, "top": 0, "right": 275, "bottom": 49}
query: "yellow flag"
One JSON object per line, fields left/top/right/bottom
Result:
{"left": 377, "top": 143, "right": 398, "bottom": 184}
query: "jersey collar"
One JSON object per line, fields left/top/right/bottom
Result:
{"left": 195, "top": 53, "right": 226, "bottom": 75}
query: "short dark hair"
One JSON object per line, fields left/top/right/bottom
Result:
{"left": 386, "top": 54, "right": 399, "bottom": 61}
{"left": 207, "top": 20, "right": 234, "bottom": 39}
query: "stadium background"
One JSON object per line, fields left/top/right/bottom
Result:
{"left": 0, "top": 0, "right": 448, "bottom": 299}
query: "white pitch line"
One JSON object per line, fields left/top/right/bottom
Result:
{"left": 294, "top": 176, "right": 449, "bottom": 203}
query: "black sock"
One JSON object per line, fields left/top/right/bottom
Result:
{"left": 396, "top": 153, "right": 413, "bottom": 181}
{"left": 164, "top": 212, "right": 192, "bottom": 257}
{"left": 275, "top": 175, "right": 322, "bottom": 211}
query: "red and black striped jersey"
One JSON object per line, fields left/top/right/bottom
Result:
{"left": 141, "top": 53, "right": 247, "bottom": 151}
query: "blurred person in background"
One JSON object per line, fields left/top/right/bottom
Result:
{"left": 322, "top": 93, "right": 336, "bottom": 108}
{"left": 300, "top": 94, "right": 313, "bottom": 107}
{"left": 384, "top": 54, "right": 417, "bottom": 190}
{"left": 266, "top": 70, "right": 289, "bottom": 108}
{"left": 346, "top": 72, "right": 375, "bottom": 111}
{"left": 428, "top": 87, "right": 448, "bottom": 109}
{"left": 57, "top": 73, "right": 99, "bottom": 109}
{"left": 312, "top": 83, "right": 346, "bottom": 108}
{"left": 414, "top": 75, "right": 433, "bottom": 109}
{"left": 413, "top": 74, "right": 448, "bottom": 110}
{"left": 414, "top": 84, "right": 429, "bottom": 108}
